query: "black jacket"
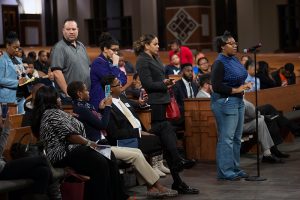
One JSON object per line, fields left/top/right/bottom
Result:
{"left": 106, "top": 95, "right": 142, "bottom": 146}
{"left": 173, "top": 79, "right": 198, "bottom": 115}
{"left": 136, "top": 52, "right": 170, "bottom": 104}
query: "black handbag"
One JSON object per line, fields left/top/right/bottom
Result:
{"left": 10, "top": 133, "right": 45, "bottom": 159}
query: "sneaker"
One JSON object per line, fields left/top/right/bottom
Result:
{"left": 153, "top": 167, "right": 166, "bottom": 177}
{"left": 158, "top": 160, "right": 170, "bottom": 174}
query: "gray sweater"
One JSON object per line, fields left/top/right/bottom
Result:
{"left": 0, "top": 128, "right": 9, "bottom": 173}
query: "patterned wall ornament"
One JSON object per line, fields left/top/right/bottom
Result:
{"left": 167, "top": 8, "right": 199, "bottom": 43}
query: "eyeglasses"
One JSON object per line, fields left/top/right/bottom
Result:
{"left": 110, "top": 48, "right": 119, "bottom": 53}
{"left": 199, "top": 61, "right": 208, "bottom": 65}
{"left": 225, "top": 42, "right": 238, "bottom": 46}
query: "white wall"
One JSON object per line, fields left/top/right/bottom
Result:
{"left": 237, "top": 0, "right": 288, "bottom": 53}
{"left": 0, "top": 0, "right": 18, "bottom": 45}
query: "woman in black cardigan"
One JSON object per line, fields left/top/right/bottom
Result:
{"left": 134, "top": 34, "right": 198, "bottom": 195}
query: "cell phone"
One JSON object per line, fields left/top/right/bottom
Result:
{"left": 140, "top": 88, "right": 145, "bottom": 100}
{"left": 1, "top": 103, "right": 8, "bottom": 119}
{"left": 104, "top": 85, "right": 111, "bottom": 98}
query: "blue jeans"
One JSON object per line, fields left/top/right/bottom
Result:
{"left": 16, "top": 97, "right": 25, "bottom": 114}
{"left": 211, "top": 93, "right": 245, "bottom": 179}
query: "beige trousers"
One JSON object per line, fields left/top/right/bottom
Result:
{"left": 111, "top": 146, "right": 159, "bottom": 186}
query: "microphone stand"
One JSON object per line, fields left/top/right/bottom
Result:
{"left": 245, "top": 48, "right": 267, "bottom": 181}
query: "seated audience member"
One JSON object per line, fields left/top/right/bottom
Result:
{"left": 196, "top": 73, "right": 212, "bottom": 98}
{"left": 24, "top": 58, "right": 39, "bottom": 79}
{"left": 243, "top": 100, "right": 285, "bottom": 163}
{"left": 271, "top": 63, "right": 296, "bottom": 87}
{"left": 99, "top": 75, "right": 170, "bottom": 176}
{"left": 240, "top": 55, "right": 252, "bottom": 66}
{"left": 34, "top": 50, "right": 50, "bottom": 75}
{"left": 193, "top": 52, "right": 204, "bottom": 76}
{"left": 194, "top": 57, "right": 211, "bottom": 85}
{"left": 0, "top": 113, "right": 51, "bottom": 200}
{"left": 196, "top": 57, "right": 211, "bottom": 76}
{"left": 168, "top": 39, "right": 193, "bottom": 65}
{"left": 31, "top": 86, "right": 129, "bottom": 200}
{"left": 27, "top": 51, "right": 37, "bottom": 61}
{"left": 67, "top": 81, "right": 177, "bottom": 198}
{"left": 118, "top": 52, "right": 135, "bottom": 74}
{"left": 22, "top": 83, "right": 45, "bottom": 127}
{"left": 244, "top": 59, "right": 260, "bottom": 92}
{"left": 0, "top": 50, "right": 3, "bottom": 57}
{"left": 173, "top": 63, "right": 199, "bottom": 130}
{"left": 15, "top": 47, "right": 26, "bottom": 60}
{"left": 125, "top": 73, "right": 142, "bottom": 99}
{"left": 257, "top": 61, "right": 276, "bottom": 89}
{"left": 165, "top": 54, "right": 181, "bottom": 76}
{"left": 23, "top": 58, "right": 55, "bottom": 87}
{"left": 172, "top": 63, "right": 199, "bottom": 160}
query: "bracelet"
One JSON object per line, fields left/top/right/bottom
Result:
{"left": 85, "top": 140, "right": 92, "bottom": 147}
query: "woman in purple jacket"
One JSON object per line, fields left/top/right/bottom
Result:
{"left": 89, "top": 32, "right": 127, "bottom": 110}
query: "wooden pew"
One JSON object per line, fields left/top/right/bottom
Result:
{"left": 9, "top": 114, "right": 24, "bottom": 129}
{"left": 184, "top": 98, "right": 217, "bottom": 161}
{"left": 184, "top": 84, "right": 300, "bottom": 161}
{"left": 3, "top": 126, "right": 36, "bottom": 161}
{"left": 7, "top": 103, "right": 18, "bottom": 115}
{"left": 136, "top": 109, "right": 152, "bottom": 131}
{"left": 244, "top": 83, "right": 300, "bottom": 113}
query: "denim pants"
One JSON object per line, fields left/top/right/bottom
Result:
{"left": 16, "top": 97, "right": 25, "bottom": 114}
{"left": 211, "top": 93, "right": 245, "bottom": 179}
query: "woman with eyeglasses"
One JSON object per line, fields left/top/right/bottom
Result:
{"left": 0, "top": 31, "right": 26, "bottom": 112}
{"left": 210, "top": 31, "right": 252, "bottom": 181}
{"left": 89, "top": 32, "right": 127, "bottom": 111}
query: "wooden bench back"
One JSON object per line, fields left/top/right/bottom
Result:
{"left": 244, "top": 83, "right": 300, "bottom": 113}
{"left": 3, "top": 126, "right": 36, "bottom": 161}
{"left": 9, "top": 114, "right": 24, "bottom": 129}
{"left": 184, "top": 84, "right": 300, "bottom": 161}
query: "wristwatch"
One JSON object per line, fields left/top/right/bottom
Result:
{"left": 85, "top": 140, "right": 92, "bottom": 147}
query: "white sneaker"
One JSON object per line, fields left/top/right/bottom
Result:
{"left": 158, "top": 160, "right": 171, "bottom": 174}
{"left": 153, "top": 167, "right": 166, "bottom": 177}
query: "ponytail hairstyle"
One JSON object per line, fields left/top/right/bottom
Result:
{"left": 98, "top": 32, "right": 119, "bottom": 51}
{"left": 215, "top": 30, "right": 233, "bottom": 53}
{"left": 133, "top": 34, "right": 157, "bottom": 56}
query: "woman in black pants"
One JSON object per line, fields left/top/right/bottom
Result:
{"left": 134, "top": 34, "right": 199, "bottom": 195}
{"left": 31, "top": 86, "right": 128, "bottom": 200}
{"left": 0, "top": 114, "right": 51, "bottom": 200}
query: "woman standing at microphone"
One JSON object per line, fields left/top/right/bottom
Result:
{"left": 210, "top": 31, "right": 252, "bottom": 181}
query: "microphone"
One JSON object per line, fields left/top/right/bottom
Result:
{"left": 243, "top": 43, "right": 262, "bottom": 53}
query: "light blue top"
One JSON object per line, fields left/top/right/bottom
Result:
{"left": 0, "top": 52, "right": 21, "bottom": 103}
{"left": 245, "top": 74, "right": 260, "bottom": 92}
